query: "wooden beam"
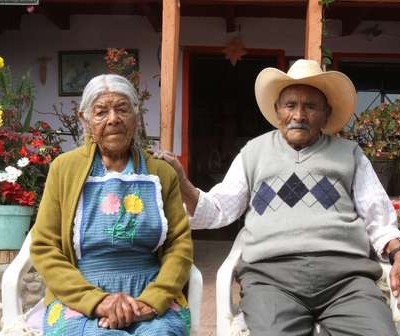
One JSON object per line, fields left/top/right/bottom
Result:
{"left": 41, "top": 0, "right": 157, "bottom": 4}
{"left": 160, "top": 0, "right": 180, "bottom": 152}
{"left": 225, "top": 6, "right": 236, "bottom": 32}
{"left": 304, "top": 0, "right": 322, "bottom": 65}
{"left": 43, "top": 10, "right": 70, "bottom": 29}
{"left": 0, "top": 7, "right": 24, "bottom": 32}
{"left": 341, "top": 13, "right": 362, "bottom": 35}
{"left": 139, "top": 3, "right": 162, "bottom": 32}
{"left": 26, "top": 0, "right": 400, "bottom": 6}
{"left": 184, "top": 0, "right": 400, "bottom": 3}
{"left": 182, "top": 0, "right": 306, "bottom": 4}
{"left": 336, "top": 0, "right": 400, "bottom": 5}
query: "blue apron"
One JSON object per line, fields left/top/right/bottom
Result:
{"left": 43, "top": 152, "right": 190, "bottom": 336}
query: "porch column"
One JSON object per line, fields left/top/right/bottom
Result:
{"left": 305, "top": 0, "right": 323, "bottom": 65}
{"left": 160, "top": 0, "right": 180, "bottom": 151}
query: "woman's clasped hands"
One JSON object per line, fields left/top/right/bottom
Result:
{"left": 94, "top": 293, "right": 156, "bottom": 329}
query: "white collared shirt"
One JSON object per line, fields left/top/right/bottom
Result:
{"left": 189, "top": 151, "right": 400, "bottom": 259}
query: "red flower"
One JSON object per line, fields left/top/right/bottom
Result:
{"left": 0, "top": 181, "right": 21, "bottom": 198}
{"left": 42, "top": 154, "right": 52, "bottom": 164}
{"left": 0, "top": 61, "right": 64, "bottom": 207}
{"left": 392, "top": 200, "right": 400, "bottom": 210}
{"left": 0, "top": 182, "right": 36, "bottom": 206}
{"left": 0, "top": 182, "right": 33, "bottom": 205}
{"left": 29, "top": 154, "right": 41, "bottom": 164}
{"left": 31, "top": 139, "right": 45, "bottom": 148}
{"left": 15, "top": 191, "right": 35, "bottom": 206}
{"left": 19, "top": 145, "right": 28, "bottom": 157}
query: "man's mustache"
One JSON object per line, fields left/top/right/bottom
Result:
{"left": 287, "top": 122, "right": 310, "bottom": 130}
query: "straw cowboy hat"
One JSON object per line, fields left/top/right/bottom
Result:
{"left": 254, "top": 59, "right": 356, "bottom": 135}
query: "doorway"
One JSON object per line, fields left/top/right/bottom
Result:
{"left": 185, "top": 48, "right": 283, "bottom": 240}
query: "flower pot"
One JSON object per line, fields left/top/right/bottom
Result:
{"left": 372, "top": 159, "right": 397, "bottom": 192}
{"left": 0, "top": 205, "right": 33, "bottom": 250}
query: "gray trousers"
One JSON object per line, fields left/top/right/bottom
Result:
{"left": 237, "top": 253, "right": 398, "bottom": 336}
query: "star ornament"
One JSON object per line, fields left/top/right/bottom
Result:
{"left": 223, "top": 37, "right": 247, "bottom": 66}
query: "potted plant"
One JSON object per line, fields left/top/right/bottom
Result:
{"left": 342, "top": 99, "right": 400, "bottom": 192}
{"left": 0, "top": 56, "right": 63, "bottom": 250}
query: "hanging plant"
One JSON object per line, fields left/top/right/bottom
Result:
{"left": 319, "top": 0, "right": 335, "bottom": 68}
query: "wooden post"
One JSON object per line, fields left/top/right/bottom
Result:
{"left": 305, "top": 0, "right": 323, "bottom": 65}
{"left": 160, "top": 0, "right": 180, "bottom": 151}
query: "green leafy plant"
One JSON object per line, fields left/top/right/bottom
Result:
{"left": 319, "top": 0, "right": 335, "bottom": 68}
{"left": 0, "top": 56, "right": 63, "bottom": 209}
{"left": 0, "top": 122, "right": 63, "bottom": 207}
{"left": 0, "top": 57, "right": 34, "bottom": 131}
{"left": 319, "top": 0, "right": 335, "bottom": 6}
{"left": 39, "top": 101, "right": 83, "bottom": 146}
{"left": 342, "top": 100, "right": 400, "bottom": 160}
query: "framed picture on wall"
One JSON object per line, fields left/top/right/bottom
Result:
{"left": 58, "top": 49, "right": 139, "bottom": 96}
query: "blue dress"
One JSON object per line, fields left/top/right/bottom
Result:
{"left": 43, "top": 152, "right": 190, "bottom": 336}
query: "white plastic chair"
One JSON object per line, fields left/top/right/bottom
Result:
{"left": 216, "top": 228, "right": 400, "bottom": 336}
{"left": 1, "top": 231, "right": 203, "bottom": 336}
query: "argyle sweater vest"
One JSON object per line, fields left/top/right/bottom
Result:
{"left": 241, "top": 130, "right": 370, "bottom": 263}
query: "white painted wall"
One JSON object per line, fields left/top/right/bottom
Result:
{"left": 1, "top": 13, "right": 400, "bottom": 153}
{"left": 0, "top": 14, "right": 161, "bottom": 150}
{"left": 325, "top": 20, "right": 400, "bottom": 54}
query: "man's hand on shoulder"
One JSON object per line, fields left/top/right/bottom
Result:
{"left": 151, "top": 150, "right": 200, "bottom": 215}
{"left": 151, "top": 150, "right": 186, "bottom": 182}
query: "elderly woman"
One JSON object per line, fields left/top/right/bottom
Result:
{"left": 30, "top": 74, "right": 193, "bottom": 335}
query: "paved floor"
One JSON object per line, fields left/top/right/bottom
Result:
{"left": 193, "top": 239, "right": 235, "bottom": 336}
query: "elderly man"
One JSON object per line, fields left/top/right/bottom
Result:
{"left": 158, "top": 59, "right": 400, "bottom": 335}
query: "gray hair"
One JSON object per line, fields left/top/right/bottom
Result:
{"left": 79, "top": 74, "right": 142, "bottom": 149}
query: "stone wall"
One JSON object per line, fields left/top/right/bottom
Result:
{"left": 0, "top": 265, "right": 45, "bottom": 329}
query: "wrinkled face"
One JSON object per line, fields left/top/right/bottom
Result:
{"left": 85, "top": 92, "right": 136, "bottom": 156}
{"left": 275, "top": 85, "right": 331, "bottom": 150}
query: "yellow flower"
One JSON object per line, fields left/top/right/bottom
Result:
{"left": 124, "top": 194, "right": 144, "bottom": 214}
{"left": 47, "top": 303, "right": 63, "bottom": 326}
{"left": 0, "top": 108, "right": 3, "bottom": 127}
{"left": 0, "top": 56, "right": 4, "bottom": 69}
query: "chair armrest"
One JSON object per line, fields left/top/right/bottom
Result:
{"left": 188, "top": 264, "right": 203, "bottom": 336}
{"left": 1, "top": 235, "right": 203, "bottom": 336}
{"left": 380, "top": 262, "right": 400, "bottom": 327}
{"left": 1, "top": 231, "right": 33, "bottom": 330}
{"left": 216, "top": 229, "right": 245, "bottom": 336}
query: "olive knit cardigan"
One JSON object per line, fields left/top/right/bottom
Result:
{"left": 30, "top": 141, "right": 193, "bottom": 317}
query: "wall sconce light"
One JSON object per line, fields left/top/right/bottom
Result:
{"left": 37, "top": 57, "right": 52, "bottom": 85}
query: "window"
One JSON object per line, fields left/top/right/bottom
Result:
{"left": 338, "top": 60, "right": 400, "bottom": 116}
